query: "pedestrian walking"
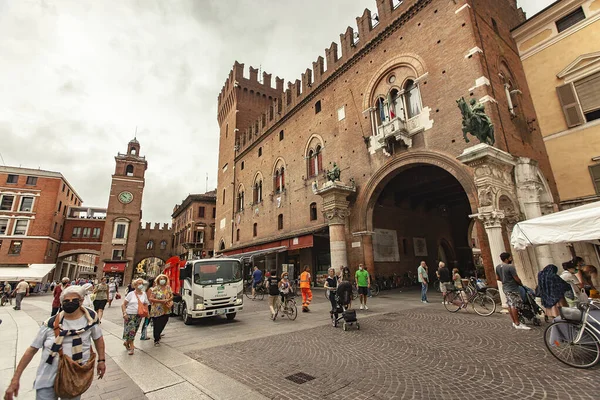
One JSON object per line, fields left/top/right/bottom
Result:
{"left": 355, "top": 264, "right": 370, "bottom": 310}
{"left": 324, "top": 267, "right": 338, "bottom": 319}
{"left": 417, "top": 261, "right": 429, "bottom": 303}
{"left": 12, "top": 279, "right": 29, "bottom": 310}
{"left": 266, "top": 270, "right": 280, "bottom": 320}
{"left": 3, "top": 285, "right": 106, "bottom": 400}
{"left": 495, "top": 252, "right": 531, "bottom": 330}
{"left": 82, "top": 283, "right": 94, "bottom": 308}
{"left": 140, "top": 278, "right": 155, "bottom": 341}
{"left": 121, "top": 278, "right": 150, "bottom": 355}
{"left": 51, "top": 277, "right": 70, "bottom": 316}
{"left": 93, "top": 277, "right": 109, "bottom": 320}
{"left": 107, "top": 277, "right": 118, "bottom": 307}
{"left": 300, "top": 265, "right": 313, "bottom": 312}
{"left": 149, "top": 274, "right": 173, "bottom": 346}
{"left": 436, "top": 262, "right": 452, "bottom": 303}
{"left": 3, "top": 281, "right": 12, "bottom": 306}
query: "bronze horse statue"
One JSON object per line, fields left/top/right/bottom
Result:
{"left": 457, "top": 97, "right": 495, "bottom": 146}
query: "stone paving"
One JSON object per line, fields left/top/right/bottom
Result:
{"left": 187, "top": 304, "right": 599, "bottom": 400}
{"left": 3, "top": 289, "right": 599, "bottom": 399}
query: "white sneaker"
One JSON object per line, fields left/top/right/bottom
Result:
{"left": 364, "top": 305, "right": 369, "bottom": 310}
{"left": 442, "top": 301, "right": 446, "bottom": 304}
{"left": 513, "top": 323, "right": 531, "bottom": 330}
{"left": 359, "top": 305, "right": 364, "bottom": 310}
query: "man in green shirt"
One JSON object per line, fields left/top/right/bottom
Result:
{"left": 355, "top": 264, "right": 371, "bottom": 310}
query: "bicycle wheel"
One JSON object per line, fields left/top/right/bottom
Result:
{"left": 244, "top": 283, "right": 255, "bottom": 300}
{"left": 371, "top": 284, "right": 380, "bottom": 297}
{"left": 286, "top": 299, "right": 298, "bottom": 321}
{"left": 544, "top": 321, "right": 600, "bottom": 368}
{"left": 444, "top": 291, "right": 462, "bottom": 313}
{"left": 433, "top": 280, "right": 441, "bottom": 293}
{"left": 486, "top": 287, "right": 501, "bottom": 304}
{"left": 471, "top": 293, "right": 496, "bottom": 316}
{"left": 256, "top": 288, "right": 265, "bottom": 301}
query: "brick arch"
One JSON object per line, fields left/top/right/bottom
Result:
{"left": 303, "top": 134, "right": 325, "bottom": 157}
{"left": 363, "top": 53, "right": 428, "bottom": 110}
{"left": 354, "top": 151, "right": 478, "bottom": 232}
{"left": 58, "top": 248, "right": 100, "bottom": 259}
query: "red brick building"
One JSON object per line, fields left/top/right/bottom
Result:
{"left": 172, "top": 192, "right": 217, "bottom": 260}
{"left": 0, "top": 166, "right": 83, "bottom": 269}
{"left": 215, "top": 0, "right": 560, "bottom": 286}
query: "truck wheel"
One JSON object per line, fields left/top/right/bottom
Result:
{"left": 226, "top": 312, "right": 236, "bottom": 321}
{"left": 182, "top": 304, "right": 193, "bottom": 325}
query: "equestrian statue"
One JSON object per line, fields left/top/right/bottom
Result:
{"left": 457, "top": 97, "right": 495, "bottom": 146}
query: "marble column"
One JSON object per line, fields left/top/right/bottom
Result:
{"left": 315, "top": 181, "right": 356, "bottom": 275}
{"left": 478, "top": 209, "right": 508, "bottom": 309}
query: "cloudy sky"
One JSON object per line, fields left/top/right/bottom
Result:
{"left": 0, "top": 0, "right": 553, "bottom": 224}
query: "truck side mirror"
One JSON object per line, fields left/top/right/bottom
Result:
{"left": 180, "top": 262, "right": 192, "bottom": 280}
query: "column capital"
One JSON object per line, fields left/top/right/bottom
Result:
{"left": 474, "top": 208, "right": 505, "bottom": 229}
{"left": 323, "top": 208, "right": 350, "bottom": 225}
{"left": 352, "top": 231, "right": 375, "bottom": 237}
{"left": 315, "top": 180, "right": 356, "bottom": 226}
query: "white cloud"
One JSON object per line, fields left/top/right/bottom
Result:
{"left": 0, "top": 0, "right": 554, "bottom": 223}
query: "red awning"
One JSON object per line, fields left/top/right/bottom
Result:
{"left": 103, "top": 263, "right": 126, "bottom": 273}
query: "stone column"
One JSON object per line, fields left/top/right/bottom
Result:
{"left": 478, "top": 208, "right": 508, "bottom": 308}
{"left": 315, "top": 181, "right": 356, "bottom": 275}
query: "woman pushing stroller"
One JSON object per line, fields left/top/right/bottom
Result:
{"left": 324, "top": 268, "right": 338, "bottom": 320}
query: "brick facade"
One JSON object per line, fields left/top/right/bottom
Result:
{"left": 215, "top": 0, "right": 558, "bottom": 283}
{"left": 172, "top": 192, "right": 217, "bottom": 260}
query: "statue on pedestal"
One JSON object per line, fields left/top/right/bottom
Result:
{"left": 326, "top": 163, "right": 341, "bottom": 182}
{"left": 457, "top": 97, "right": 495, "bottom": 145}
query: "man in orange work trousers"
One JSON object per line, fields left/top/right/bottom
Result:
{"left": 300, "top": 265, "right": 313, "bottom": 312}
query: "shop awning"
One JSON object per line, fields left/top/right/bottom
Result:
{"left": 103, "top": 263, "right": 126, "bottom": 273}
{"left": 0, "top": 264, "right": 56, "bottom": 282}
{"left": 223, "top": 234, "right": 314, "bottom": 257}
{"left": 224, "top": 246, "right": 288, "bottom": 262}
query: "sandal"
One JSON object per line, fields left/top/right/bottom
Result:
{"left": 128, "top": 348, "right": 134, "bottom": 355}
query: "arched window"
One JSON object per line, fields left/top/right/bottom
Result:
{"left": 403, "top": 79, "right": 422, "bottom": 119}
{"left": 310, "top": 202, "right": 318, "bottom": 221}
{"left": 375, "top": 96, "right": 387, "bottom": 125}
{"left": 146, "top": 240, "right": 154, "bottom": 250}
{"left": 273, "top": 160, "right": 286, "bottom": 194}
{"left": 130, "top": 148, "right": 137, "bottom": 155}
{"left": 126, "top": 165, "right": 134, "bottom": 176}
{"left": 219, "top": 239, "right": 225, "bottom": 250}
{"left": 389, "top": 88, "right": 401, "bottom": 120}
{"left": 277, "top": 214, "right": 283, "bottom": 230}
{"left": 237, "top": 187, "right": 245, "bottom": 211}
{"left": 308, "top": 150, "right": 315, "bottom": 177}
{"left": 160, "top": 240, "right": 167, "bottom": 250}
{"left": 253, "top": 175, "right": 263, "bottom": 204}
{"left": 253, "top": 223, "right": 257, "bottom": 237}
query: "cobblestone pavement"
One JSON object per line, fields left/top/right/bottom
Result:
{"left": 188, "top": 305, "right": 598, "bottom": 400}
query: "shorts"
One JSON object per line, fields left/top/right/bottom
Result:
{"left": 93, "top": 299, "right": 108, "bottom": 311}
{"left": 357, "top": 286, "right": 368, "bottom": 295}
{"left": 504, "top": 291, "right": 523, "bottom": 309}
{"left": 252, "top": 281, "right": 261, "bottom": 288}
{"left": 109, "top": 291, "right": 116, "bottom": 300}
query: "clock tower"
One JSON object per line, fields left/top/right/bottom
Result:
{"left": 98, "top": 139, "right": 148, "bottom": 285}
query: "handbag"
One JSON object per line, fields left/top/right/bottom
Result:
{"left": 135, "top": 292, "right": 149, "bottom": 318}
{"left": 115, "top": 293, "right": 121, "bottom": 300}
{"left": 52, "top": 320, "right": 96, "bottom": 398}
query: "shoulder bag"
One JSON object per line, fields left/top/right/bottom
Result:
{"left": 135, "top": 292, "right": 149, "bottom": 318}
{"left": 52, "top": 318, "right": 96, "bottom": 398}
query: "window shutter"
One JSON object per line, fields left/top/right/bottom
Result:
{"left": 589, "top": 165, "right": 600, "bottom": 194}
{"left": 574, "top": 71, "right": 600, "bottom": 113}
{"left": 556, "top": 83, "right": 585, "bottom": 127}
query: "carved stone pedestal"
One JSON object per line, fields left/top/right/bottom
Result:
{"left": 315, "top": 181, "right": 356, "bottom": 274}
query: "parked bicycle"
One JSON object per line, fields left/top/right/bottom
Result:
{"left": 1, "top": 292, "right": 12, "bottom": 306}
{"left": 443, "top": 286, "right": 497, "bottom": 316}
{"left": 544, "top": 299, "right": 600, "bottom": 368}
{"left": 464, "top": 278, "right": 501, "bottom": 304}
{"left": 274, "top": 295, "right": 298, "bottom": 321}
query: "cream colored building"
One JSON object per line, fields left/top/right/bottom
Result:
{"left": 512, "top": 0, "right": 600, "bottom": 208}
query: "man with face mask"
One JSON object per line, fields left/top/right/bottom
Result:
{"left": 355, "top": 264, "right": 371, "bottom": 310}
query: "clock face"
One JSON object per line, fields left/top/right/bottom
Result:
{"left": 118, "top": 191, "right": 134, "bottom": 204}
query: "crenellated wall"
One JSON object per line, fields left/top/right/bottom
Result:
{"left": 134, "top": 222, "right": 173, "bottom": 268}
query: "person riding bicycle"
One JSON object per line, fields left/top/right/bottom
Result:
{"left": 251, "top": 266, "right": 263, "bottom": 298}
{"left": 279, "top": 273, "right": 292, "bottom": 309}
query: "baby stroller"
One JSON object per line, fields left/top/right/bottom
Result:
{"left": 518, "top": 285, "right": 547, "bottom": 326}
{"left": 332, "top": 281, "right": 360, "bottom": 331}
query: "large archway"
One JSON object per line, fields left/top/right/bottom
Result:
{"left": 54, "top": 250, "right": 100, "bottom": 282}
{"left": 365, "top": 160, "right": 476, "bottom": 279}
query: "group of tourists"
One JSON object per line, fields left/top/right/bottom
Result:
{"left": 3, "top": 273, "right": 174, "bottom": 400}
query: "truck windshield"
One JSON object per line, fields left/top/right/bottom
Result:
{"left": 193, "top": 261, "right": 242, "bottom": 286}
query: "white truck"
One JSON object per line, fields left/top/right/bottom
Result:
{"left": 172, "top": 258, "right": 244, "bottom": 325}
